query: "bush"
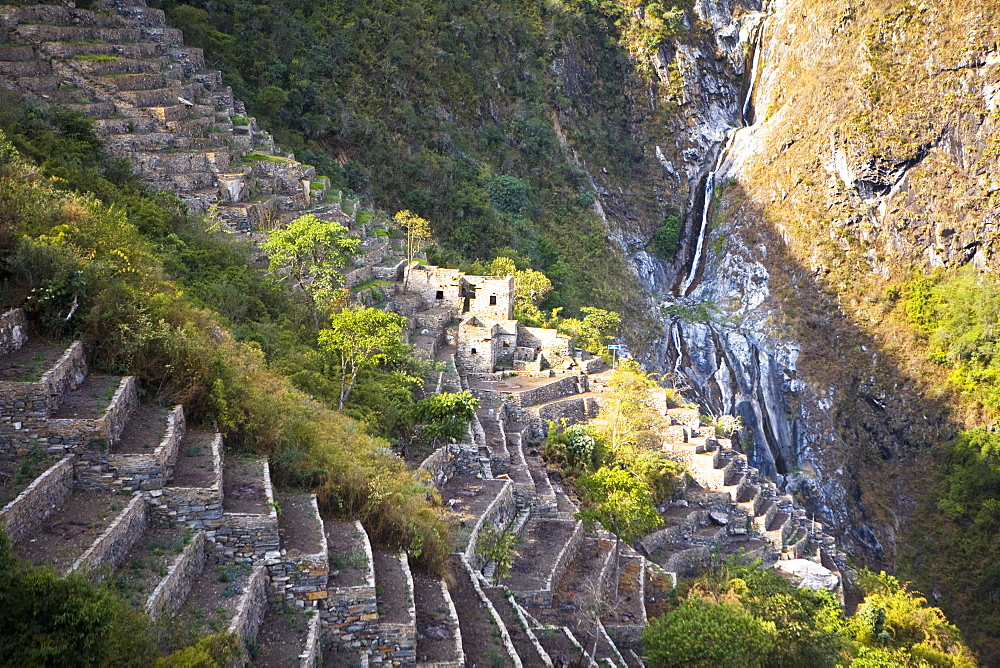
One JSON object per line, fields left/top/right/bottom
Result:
{"left": 651, "top": 214, "right": 682, "bottom": 259}
{"left": 644, "top": 599, "right": 776, "bottom": 667}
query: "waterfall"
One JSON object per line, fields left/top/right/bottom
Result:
{"left": 741, "top": 17, "right": 767, "bottom": 127}
{"left": 679, "top": 9, "right": 771, "bottom": 296}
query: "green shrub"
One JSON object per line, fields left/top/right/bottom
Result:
{"left": 651, "top": 214, "right": 682, "bottom": 259}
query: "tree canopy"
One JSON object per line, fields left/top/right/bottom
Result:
{"left": 318, "top": 307, "right": 408, "bottom": 409}
{"left": 576, "top": 466, "right": 663, "bottom": 544}
{"left": 260, "top": 213, "right": 359, "bottom": 327}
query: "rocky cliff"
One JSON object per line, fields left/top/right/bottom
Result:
{"left": 605, "top": 0, "right": 999, "bottom": 580}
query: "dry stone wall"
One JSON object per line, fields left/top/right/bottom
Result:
{"left": 268, "top": 494, "right": 329, "bottom": 606}
{"left": 0, "top": 454, "right": 74, "bottom": 543}
{"left": 463, "top": 481, "right": 516, "bottom": 569}
{"left": 322, "top": 521, "right": 378, "bottom": 649}
{"left": 229, "top": 564, "right": 269, "bottom": 656}
{"left": 371, "top": 553, "right": 416, "bottom": 666}
{"left": 300, "top": 613, "right": 323, "bottom": 667}
{"left": 44, "top": 375, "right": 138, "bottom": 454}
{"left": 209, "top": 461, "right": 278, "bottom": 564}
{"left": 151, "top": 432, "right": 224, "bottom": 527}
{"left": 146, "top": 530, "right": 206, "bottom": 621}
{"left": 70, "top": 492, "right": 147, "bottom": 580}
{"left": 417, "top": 442, "right": 481, "bottom": 489}
{"left": 0, "top": 341, "right": 86, "bottom": 422}
{"left": 76, "top": 404, "right": 184, "bottom": 492}
{"left": 512, "top": 521, "right": 584, "bottom": 607}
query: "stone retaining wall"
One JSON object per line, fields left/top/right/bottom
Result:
{"left": 229, "top": 563, "right": 269, "bottom": 656}
{"left": 0, "top": 308, "right": 26, "bottom": 355}
{"left": 300, "top": 612, "right": 323, "bottom": 667}
{"left": 371, "top": 552, "right": 416, "bottom": 665}
{"left": 0, "top": 340, "right": 87, "bottom": 422}
{"left": 146, "top": 530, "right": 206, "bottom": 621}
{"left": 211, "top": 511, "right": 280, "bottom": 564}
{"left": 417, "top": 579, "right": 464, "bottom": 668}
{"left": 512, "top": 521, "right": 584, "bottom": 608}
{"left": 417, "top": 442, "right": 481, "bottom": 489}
{"left": 209, "top": 460, "right": 278, "bottom": 564}
{"left": 70, "top": 492, "right": 147, "bottom": 580}
{"left": 506, "top": 375, "right": 585, "bottom": 411}
{"left": 637, "top": 509, "right": 709, "bottom": 554}
{"left": 536, "top": 395, "right": 602, "bottom": 424}
{"left": 268, "top": 494, "right": 329, "bottom": 605}
{"left": 456, "top": 556, "right": 521, "bottom": 667}
{"left": 0, "top": 454, "right": 74, "bottom": 543}
{"left": 322, "top": 520, "right": 378, "bottom": 648}
{"left": 464, "top": 481, "right": 516, "bottom": 569}
{"left": 151, "top": 432, "right": 224, "bottom": 526}
{"left": 44, "top": 375, "right": 138, "bottom": 453}
{"left": 76, "top": 404, "right": 185, "bottom": 492}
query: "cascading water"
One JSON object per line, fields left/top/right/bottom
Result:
{"left": 679, "top": 8, "right": 771, "bottom": 296}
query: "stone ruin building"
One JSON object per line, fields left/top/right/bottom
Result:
{"left": 396, "top": 264, "right": 573, "bottom": 375}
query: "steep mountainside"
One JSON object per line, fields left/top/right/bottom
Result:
{"left": 649, "top": 0, "right": 1000, "bottom": 657}
{"left": 3, "top": 0, "right": 997, "bottom": 659}
{"left": 148, "top": 0, "right": 1000, "bottom": 654}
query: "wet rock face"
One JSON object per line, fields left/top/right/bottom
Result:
{"left": 633, "top": 0, "right": 889, "bottom": 561}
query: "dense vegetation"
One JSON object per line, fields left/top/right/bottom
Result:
{"left": 149, "top": 0, "right": 693, "bottom": 329}
{"left": 644, "top": 558, "right": 975, "bottom": 667}
{"left": 895, "top": 268, "right": 1000, "bottom": 660}
{"left": 545, "top": 361, "right": 684, "bottom": 542}
{"left": 0, "top": 105, "right": 451, "bottom": 569}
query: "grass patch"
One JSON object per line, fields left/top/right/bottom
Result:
{"left": 72, "top": 54, "right": 120, "bottom": 62}
{"left": 243, "top": 152, "right": 293, "bottom": 163}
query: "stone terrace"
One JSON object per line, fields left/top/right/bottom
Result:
{"left": 0, "top": 0, "right": 339, "bottom": 232}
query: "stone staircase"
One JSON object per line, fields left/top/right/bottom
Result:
{"left": 0, "top": 0, "right": 331, "bottom": 232}
{"left": 399, "top": 350, "right": 851, "bottom": 666}
{"left": 0, "top": 300, "right": 850, "bottom": 665}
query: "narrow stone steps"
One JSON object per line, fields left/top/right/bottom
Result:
{"left": 482, "top": 586, "right": 551, "bottom": 665}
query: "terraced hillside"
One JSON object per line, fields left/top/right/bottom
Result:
{"left": 0, "top": 0, "right": 331, "bottom": 232}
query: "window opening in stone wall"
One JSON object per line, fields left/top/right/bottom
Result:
{"left": 436, "top": 290, "right": 444, "bottom": 299}
{"left": 489, "top": 295, "right": 497, "bottom": 305}
{"left": 502, "top": 341, "right": 510, "bottom": 348}
{"left": 471, "top": 348, "right": 478, "bottom": 355}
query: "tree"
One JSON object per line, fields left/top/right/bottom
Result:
{"left": 597, "top": 358, "right": 665, "bottom": 454}
{"left": 476, "top": 525, "right": 516, "bottom": 585}
{"left": 643, "top": 599, "right": 777, "bottom": 668}
{"left": 318, "top": 307, "right": 407, "bottom": 409}
{"left": 557, "top": 306, "right": 621, "bottom": 357}
{"left": 261, "top": 213, "right": 359, "bottom": 327}
{"left": 849, "top": 570, "right": 976, "bottom": 667}
{"left": 394, "top": 209, "right": 432, "bottom": 288}
{"left": 0, "top": 530, "right": 159, "bottom": 666}
{"left": 411, "top": 391, "right": 479, "bottom": 445}
{"left": 576, "top": 466, "right": 663, "bottom": 597}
